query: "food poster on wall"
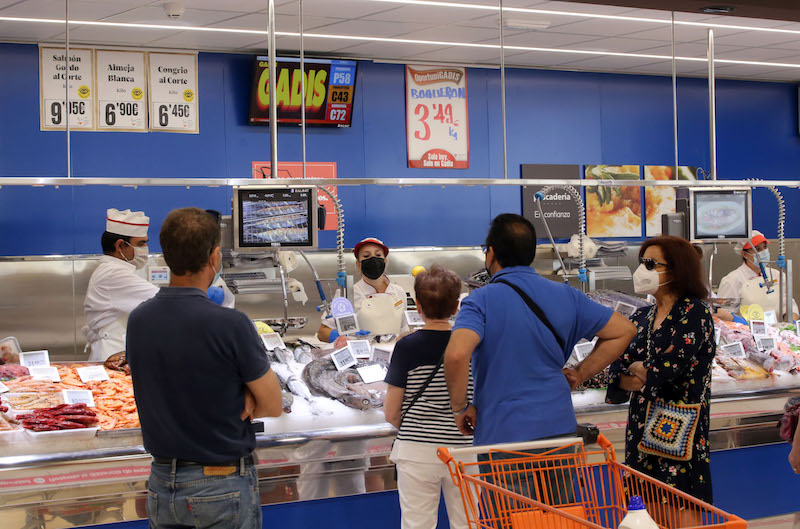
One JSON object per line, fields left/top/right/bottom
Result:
{"left": 39, "top": 46, "right": 95, "bottom": 131}
{"left": 148, "top": 52, "right": 199, "bottom": 133}
{"left": 95, "top": 50, "right": 148, "bottom": 132}
{"left": 584, "top": 165, "right": 642, "bottom": 238}
{"left": 521, "top": 165, "right": 582, "bottom": 239}
{"left": 405, "top": 65, "right": 469, "bottom": 169}
{"left": 252, "top": 161, "right": 337, "bottom": 230}
{"left": 644, "top": 166, "right": 698, "bottom": 236}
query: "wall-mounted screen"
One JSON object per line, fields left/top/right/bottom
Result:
{"left": 249, "top": 57, "right": 357, "bottom": 127}
{"left": 689, "top": 187, "right": 752, "bottom": 241}
{"left": 233, "top": 186, "right": 318, "bottom": 251}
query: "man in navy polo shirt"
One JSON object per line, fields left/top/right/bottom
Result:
{"left": 127, "top": 207, "right": 282, "bottom": 529}
{"left": 445, "top": 214, "right": 636, "bottom": 446}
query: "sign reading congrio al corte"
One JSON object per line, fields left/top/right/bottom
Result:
{"left": 248, "top": 57, "right": 357, "bottom": 127}
{"left": 405, "top": 65, "right": 469, "bottom": 169}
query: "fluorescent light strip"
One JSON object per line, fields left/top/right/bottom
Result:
{"left": 365, "top": 0, "right": 800, "bottom": 36}
{"left": 2, "top": 15, "right": 800, "bottom": 70}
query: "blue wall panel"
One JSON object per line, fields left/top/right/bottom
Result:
{"left": 2, "top": 43, "right": 800, "bottom": 255}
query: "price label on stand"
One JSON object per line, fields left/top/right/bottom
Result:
{"left": 763, "top": 311, "right": 777, "bottom": 326}
{"left": 76, "top": 366, "right": 110, "bottom": 383}
{"left": 96, "top": 49, "right": 148, "bottom": 132}
{"left": 721, "top": 341, "right": 746, "bottom": 359}
{"left": 573, "top": 339, "right": 597, "bottom": 362}
{"left": 356, "top": 364, "right": 387, "bottom": 384}
{"left": 19, "top": 350, "right": 50, "bottom": 368}
{"left": 39, "top": 46, "right": 95, "bottom": 131}
{"left": 149, "top": 52, "right": 198, "bottom": 133}
{"left": 62, "top": 390, "right": 96, "bottom": 408}
{"left": 29, "top": 367, "right": 60, "bottom": 382}
{"left": 715, "top": 327, "right": 721, "bottom": 345}
{"left": 405, "top": 65, "right": 468, "bottom": 169}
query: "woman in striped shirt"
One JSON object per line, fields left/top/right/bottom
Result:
{"left": 385, "top": 265, "right": 474, "bottom": 529}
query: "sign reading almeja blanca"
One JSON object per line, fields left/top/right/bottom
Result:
{"left": 405, "top": 65, "right": 469, "bottom": 169}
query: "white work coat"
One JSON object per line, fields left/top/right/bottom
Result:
{"left": 83, "top": 255, "right": 159, "bottom": 362}
{"left": 322, "top": 278, "right": 409, "bottom": 334}
{"left": 717, "top": 262, "right": 798, "bottom": 316}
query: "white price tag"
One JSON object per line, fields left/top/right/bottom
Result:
{"left": 615, "top": 301, "right": 637, "bottom": 318}
{"left": 331, "top": 347, "right": 357, "bottom": 371}
{"left": 0, "top": 381, "right": 8, "bottom": 394}
{"left": 371, "top": 347, "right": 392, "bottom": 365}
{"left": 796, "top": 321, "right": 800, "bottom": 339}
{"left": 29, "top": 366, "right": 60, "bottom": 382}
{"left": 750, "top": 320, "right": 768, "bottom": 337}
{"left": 62, "top": 390, "right": 95, "bottom": 407}
{"left": 721, "top": 341, "right": 746, "bottom": 359}
{"left": 405, "top": 310, "right": 425, "bottom": 327}
{"left": 356, "top": 364, "right": 387, "bottom": 384}
{"left": 149, "top": 52, "right": 199, "bottom": 133}
{"left": 19, "top": 350, "right": 51, "bottom": 368}
{"left": 757, "top": 336, "right": 776, "bottom": 352}
{"left": 260, "top": 333, "right": 286, "bottom": 352}
{"left": 96, "top": 49, "right": 148, "bottom": 131}
{"left": 335, "top": 314, "right": 361, "bottom": 336}
{"left": 715, "top": 327, "right": 721, "bottom": 345}
{"left": 39, "top": 46, "right": 95, "bottom": 130}
{"left": 76, "top": 366, "right": 110, "bottom": 383}
{"left": 573, "top": 339, "right": 597, "bottom": 362}
{"left": 763, "top": 311, "right": 778, "bottom": 326}
{"left": 348, "top": 340, "right": 373, "bottom": 360}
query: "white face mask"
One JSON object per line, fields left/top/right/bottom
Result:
{"left": 633, "top": 264, "right": 669, "bottom": 295}
{"left": 756, "top": 249, "right": 770, "bottom": 264}
{"left": 124, "top": 242, "right": 149, "bottom": 270}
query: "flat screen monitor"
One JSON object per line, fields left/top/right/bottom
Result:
{"left": 689, "top": 187, "right": 752, "bottom": 242}
{"left": 233, "top": 186, "right": 318, "bottom": 252}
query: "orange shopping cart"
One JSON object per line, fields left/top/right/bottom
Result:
{"left": 437, "top": 433, "right": 746, "bottom": 529}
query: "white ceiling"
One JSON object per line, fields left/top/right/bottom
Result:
{"left": 2, "top": 0, "right": 800, "bottom": 80}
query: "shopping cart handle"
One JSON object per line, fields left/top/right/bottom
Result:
{"left": 596, "top": 433, "right": 613, "bottom": 450}
{"left": 437, "top": 447, "right": 453, "bottom": 464}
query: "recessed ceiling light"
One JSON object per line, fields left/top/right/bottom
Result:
{"left": 700, "top": 6, "right": 735, "bottom": 15}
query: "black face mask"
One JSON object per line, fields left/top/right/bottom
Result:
{"left": 360, "top": 257, "right": 386, "bottom": 280}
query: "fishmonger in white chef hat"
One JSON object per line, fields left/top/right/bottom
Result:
{"left": 83, "top": 208, "right": 159, "bottom": 362}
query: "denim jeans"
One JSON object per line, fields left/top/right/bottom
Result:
{"left": 147, "top": 456, "right": 262, "bottom": 529}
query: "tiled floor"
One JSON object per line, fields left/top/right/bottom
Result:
{"left": 750, "top": 514, "right": 799, "bottom": 529}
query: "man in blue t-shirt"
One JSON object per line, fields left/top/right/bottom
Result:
{"left": 445, "top": 214, "right": 636, "bottom": 446}
{"left": 127, "top": 207, "right": 282, "bottom": 529}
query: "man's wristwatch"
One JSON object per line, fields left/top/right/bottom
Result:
{"left": 452, "top": 402, "right": 471, "bottom": 415}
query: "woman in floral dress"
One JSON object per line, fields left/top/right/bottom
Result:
{"left": 607, "top": 236, "right": 715, "bottom": 503}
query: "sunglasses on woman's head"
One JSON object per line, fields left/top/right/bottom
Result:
{"left": 639, "top": 257, "right": 668, "bottom": 271}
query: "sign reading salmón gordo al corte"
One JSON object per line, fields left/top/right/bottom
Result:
{"left": 249, "top": 57, "right": 357, "bottom": 127}
{"left": 405, "top": 65, "right": 469, "bottom": 169}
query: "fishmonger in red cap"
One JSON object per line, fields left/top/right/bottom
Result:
{"left": 317, "top": 237, "right": 408, "bottom": 342}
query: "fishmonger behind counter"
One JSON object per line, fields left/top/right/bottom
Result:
{"left": 717, "top": 230, "right": 798, "bottom": 320}
{"left": 317, "top": 237, "right": 409, "bottom": 343}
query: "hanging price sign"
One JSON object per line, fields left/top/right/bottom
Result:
{"left": 39, "top": 46, "right": 95, "bottom": 131}
{"left": 149, "top": 52, "right": 199, "bottom": 133}
{"left": 405, "top": 65, "right": 469, "bottom": 169}
{"left": 96, "top": 50, "right": 148, "bottom": 132}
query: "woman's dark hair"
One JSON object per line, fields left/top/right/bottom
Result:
{"left": 414, "top": 265, "right": 462, "bottom": 319}
{"left": 485, "top": 213, "right": 537, "bottom": 268}
{"left": 640, "top": 236, "right": 707, "bottom": 300}
{"left": 101, "top": 231, "right": 131, "bottom": 255}
{"left": 160, "top": 208, "right": 221, "bottom": 276}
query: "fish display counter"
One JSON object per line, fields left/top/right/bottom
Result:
{"left": 2, "top": 288, "right": 800, "bottom": 527}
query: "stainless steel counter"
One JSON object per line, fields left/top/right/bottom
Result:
{"left": 0, "top": 386, "right": 794, "bottom": 529}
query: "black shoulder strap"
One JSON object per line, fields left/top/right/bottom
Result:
{"left": 493, "top": 279, "right": 565, "bottom": 350}
{"left": 399, "top": 352, "right": 445, "bottom": 428}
